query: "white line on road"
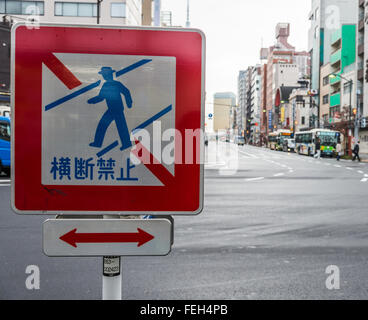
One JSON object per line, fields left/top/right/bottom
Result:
{"left": 361, "top": 178, "right": 368, "bottom": 183}
{"left": 239, "top": 151, "right": 259, "bottom": 159}
{"left": 358, "top": 170, "right": 364, "bottom": 174}
{"left": 244, "top": 177, "right": 265, "bottom": 182}
{"left": 346, "top": 167, "right": 353, "bottom": 170}
{"left": 0, "top": 180, "right": 11, "bottom": 183}
{"left": 0, "top": 184, "right": 10, "bottom": 187}
{"left": 334, "top": 165, "right": 342, "bottom": 168}
{"left": 273, "top": 173, "right": 285, "bottom": 177}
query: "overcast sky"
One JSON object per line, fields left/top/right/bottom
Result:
{"left": 161, "top": 0, "right": 311, "bottom": 107}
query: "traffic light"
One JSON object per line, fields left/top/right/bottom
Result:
{"left": 352, "top": 108, "right": 357, "bottom": 116}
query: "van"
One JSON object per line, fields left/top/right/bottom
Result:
{"left": 0, "top": 105, "right": 11, "bottom": 118}
{"left": 0, "top": 116, "right": 10, "bottom": 176}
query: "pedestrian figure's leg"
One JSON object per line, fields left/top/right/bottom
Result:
{"left": 114, "top": 114, "right": 132, "bottom": 151}
{"left": 90, "top": 111, "right": 113, "bottom": 148}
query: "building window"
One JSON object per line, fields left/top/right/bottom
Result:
{"left": 323, "top": 94, "right": 329, "bottom": 104}
{"left": 55, "top": 2, "right": 97, "bottom": 17}
{"left": 301, "top": 116, "right": 305, "bottom": 125}
{"left": 0, "top": 0, "right": 44, "bottom": 15}
{"left": 343, "top": 82, "right": 352, "bottom": 94}
{"left": 323, "top": 76, "right": 329, "bottom": 86}
{"left": 111, "top": 2, "right": 126, "bottom": 17}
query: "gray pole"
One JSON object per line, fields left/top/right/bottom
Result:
{"left": 354, "top": 90, "right": 361, "bottom": 144}
{"left": 97, "top": 0, "right": 103, "bottom": 25}
{"left": 153, "top": 0, "right": 161, "bottom": 27}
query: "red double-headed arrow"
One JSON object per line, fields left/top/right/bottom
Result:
{"left": 60, "top": 228, "right": 155, "bottom": 248}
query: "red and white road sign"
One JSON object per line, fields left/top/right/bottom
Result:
{"left": 11, "top": 23, "right": 205, "bottom": 215}
{"left": 43, "top": 219, "right": 172, "bottom": 256}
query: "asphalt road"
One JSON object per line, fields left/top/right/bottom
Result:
{"left": 1, "top": 142, "right": 368, "bottom": 300}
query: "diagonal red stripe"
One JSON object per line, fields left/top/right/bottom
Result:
{"left": 131, "top": 140, "right": 175, "bottom": 186}
{"left": 43, "top": 53, "right": 82, "bottom": 90}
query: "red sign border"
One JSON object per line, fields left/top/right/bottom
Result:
{"left": 11, "top": 23, "right": 205, "bottom": 215}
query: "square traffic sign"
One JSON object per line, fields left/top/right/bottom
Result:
{"left": 11, "top": 24, "right": 205, "bottom": 215}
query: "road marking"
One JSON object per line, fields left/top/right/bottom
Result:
{"left": 346, "top": 167, "right": 353, "bottom": 170}
{"left": 0, "top": 180, "right": 11, "bottom": 183}
{"left": 358, "top": 170, "right": 364, "bottom": 174}
{"left": 334, "top": 165, "right": 342, "bottom": 168}
{"left": 288, "top": 170, "right": 294, "bottom": 173}
{"left": 361, "top": 178, "right": 368, "bottom": 183}
{"left": 239, "top": 151, "right": 259, "bottom": 159}
{"left": 245, "top": 177, "right": 265, "bottom": 182}
{"left": 0, "top": 184, "right": 10, "bottom": 187}
{"left": 273, "top": 173, "right": 285, "bottom": 177}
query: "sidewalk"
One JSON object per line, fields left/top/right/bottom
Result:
{"left": 361, "top": 153, "right": 368, "bottom": 163}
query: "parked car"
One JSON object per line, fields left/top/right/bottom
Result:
{"left": 282, "top": 138, "right": 295, "bottom": 152}
{"left": 234, "top": 136, "right": 245, "bottom": 146}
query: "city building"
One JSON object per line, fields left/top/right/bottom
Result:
{"left": 260, "top": 23, "right": 310, "bottom": 136}
{"left": 0, "top": 0, "right": 142, "bottom": 26}
{"left": 319, "top": 63, "right": 332, "bottom": 127}
{"left": 249, "top": 65, "right": 262, "bottom": 145}
{"left": 289, "top": 87, "right": 314, "bottom": 132}
{"left": 237, "top": 70, "right": 248, "bottom": 134}
{"left": 308, "top": 0, "right": 359, "bottom": 122}
{"left": 213, "top": 92, "right": 236, "bottom": 132}
{"left": 142, "top": 0, "right": 152, "bottom": 26}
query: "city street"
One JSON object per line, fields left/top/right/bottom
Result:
{"left": 1, "top": 141, "right": 368, "bottom": 300}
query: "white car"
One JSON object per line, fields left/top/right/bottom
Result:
{"left": 283, "top": 138, "right": 295, "bottom": 152}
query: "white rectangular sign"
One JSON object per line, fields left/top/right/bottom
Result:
{"left": 43, "top": 219, "right": 172, "bottom": 257}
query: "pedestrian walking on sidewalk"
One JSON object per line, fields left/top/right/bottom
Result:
{"left": 314, "top": 138, "right": 321, "bottom": 159}
{"left": 336, "top": 141, "right": 342, "bottom": 161}
{"left": 352, "top": 141, "right": 361, "bottom": 162}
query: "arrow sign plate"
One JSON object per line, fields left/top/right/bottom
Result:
{"left": 43, "top": 219, "right": 172, "bottom": 256}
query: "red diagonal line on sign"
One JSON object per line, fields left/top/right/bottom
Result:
{"left": 131, "top": 140, "right": 175, "bottom": 186}
{"left": 43, "top": 53, "right": 82, "bottom": 90}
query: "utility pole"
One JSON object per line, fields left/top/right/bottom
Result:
{"left": 153, "top": 0, "right": 161, "bottom": 27}
{"left": 354, "top": 89, "right": 361, "bottom": 145}
{"left": 186, "top": 0, "right": 191, "bottom": 28}
{"left": 97, "top": 0, "right": 103, "bottom": 25}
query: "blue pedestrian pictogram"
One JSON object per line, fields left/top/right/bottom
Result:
{"left": 44, "top": 57, "right": 174, "bottom": 184}
{"left": 88, "top": 67, "right": 133, "bottom": 152}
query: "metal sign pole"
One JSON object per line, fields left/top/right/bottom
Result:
{"left": 102, "top": 215, "right": 121, "bottom": 300}
{"left": 102, "top": 256, "right": 122, "bottom": 300}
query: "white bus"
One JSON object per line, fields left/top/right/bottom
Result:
{"left": 267, "top": 130, "right": 292, "bottom": 151}
{"left": 295, "top": 129, "right": 343, "bottom": 157}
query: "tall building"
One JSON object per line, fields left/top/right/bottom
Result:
{"left": 142, "top": 0, "right": 153, "bottom": 26}
{"left": 249, "top": 65, "right": 262, "bottom": 144}
{"left": 0, "top": 0, "right": 142, "bottom": 26}
{"left": 260, "top": 23, "right": 310, "bottom": 134}
{"left": 213, "top": 92, "right": 236, "bottom": 132}
{"left": 308, "top": 0, "right": 359, "bottom": 121}
{"left": 237, "top": 70, "right": 248, "bottom": 133}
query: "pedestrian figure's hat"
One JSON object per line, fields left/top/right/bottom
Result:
{"left": 98, "top": 66, "right": 116, "bottom": 75}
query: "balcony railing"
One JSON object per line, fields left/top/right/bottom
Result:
{"left": 330, "top": 48, "right": 342, "bottom": 65}
{"left": 331, "top": 29, "right": 342, "bottom": 45}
